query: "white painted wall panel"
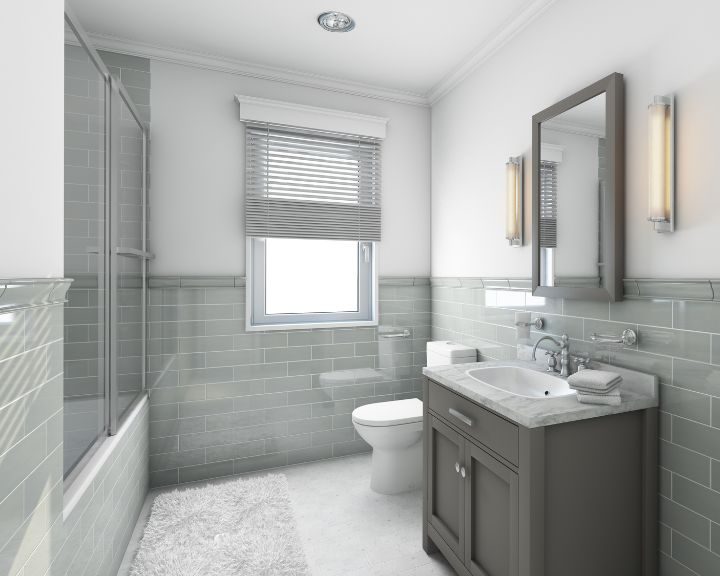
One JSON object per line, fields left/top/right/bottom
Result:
{"left": 432, "top": 0, "right": 720, "bottom": 278}
{"left": 0, "top": 1, "right": 64, "bottom": 277}
{"left": 149, "top": 61, "right": 431, "bottom": 277}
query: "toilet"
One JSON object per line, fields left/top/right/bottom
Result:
{"left": 352, "top": 341, "right": 476, "bottom": 494}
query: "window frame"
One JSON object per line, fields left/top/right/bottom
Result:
{"left": 246, "top": 237, "right": 378, "bottom": 331}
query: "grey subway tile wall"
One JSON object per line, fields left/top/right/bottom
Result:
{"left": 146, "top": 278, "right": 430, "bottom": 487}
{"left": 0, "top": 280, "right": 149, "bottom": 576}
{"left": 430, "top": 278, "right": 720, "bottom": 576}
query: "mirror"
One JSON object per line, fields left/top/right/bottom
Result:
{"left": 532, "top": 73, "right": 624, "bottom": 301}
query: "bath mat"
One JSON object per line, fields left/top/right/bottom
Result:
{"left": 130, "top": 474, "right": 310, "bottom": 576}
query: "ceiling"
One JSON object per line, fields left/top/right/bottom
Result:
{"left": 68, "top": 0, "right": 553, "bottom": 103}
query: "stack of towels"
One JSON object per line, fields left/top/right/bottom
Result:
{"left": 567, "top": 369, "right": 623, "bottom": 406}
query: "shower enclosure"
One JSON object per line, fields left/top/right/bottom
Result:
{"left": 64, "top": 7, "right": 150, "bottom": 481}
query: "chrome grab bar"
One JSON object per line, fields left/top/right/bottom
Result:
{"left": 590, "top": 328, "right": 637, "bottom": 346}
{"left": 380, "top": 329, "right": 410, "bottom": 339}
{"left": 448, "top": 408, "right": 473, "bottom": 427}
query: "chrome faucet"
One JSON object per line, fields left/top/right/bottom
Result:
{"left": 532, "top": 334, "right": 570, "bottom": 377}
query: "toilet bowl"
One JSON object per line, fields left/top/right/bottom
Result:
{"left": 352, "top": 398, "right": 423, "bottom": 494}
{"left": 352, "top": 341, "right": 476, "bottom": 495}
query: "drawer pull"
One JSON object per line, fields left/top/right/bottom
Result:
{"left": 448, "top": 408, "right": 473, "bottom": 427}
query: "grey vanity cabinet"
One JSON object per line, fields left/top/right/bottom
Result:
{"left": 423, "top": 377, "right": 658, "bottom": 576}
{"left": 427, "top": 414, "right": 519, "bottom": 576}
{"left": 428, "top": 417, "right": 466, "bottom": 560}
{"left": 465, "top": 442, "right": 519, "bottom": 576}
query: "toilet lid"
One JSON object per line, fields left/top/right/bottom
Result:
{"left": 352, "top": 398, "right": 423, "bottom": 427}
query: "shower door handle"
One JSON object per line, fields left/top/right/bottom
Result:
{"left": 115, "top": 247, "right": 155, "bottom": 259}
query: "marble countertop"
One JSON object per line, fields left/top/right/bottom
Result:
{"left": 422, "top": 358, "right": 659, "bottom": 429}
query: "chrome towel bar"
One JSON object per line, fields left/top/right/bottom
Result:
{"left": 515, "top": 318, "right": 544, "bottom": 329}
{"left": 590, "top": 328, "right": 637, "bottom": 346}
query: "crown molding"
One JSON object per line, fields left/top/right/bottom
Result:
{"left": 543, "top": 118, "right": 605, "bottom": 139}
{"left": 75, "top": 31, "right": 430, "bottom": 107}
{"left": 69, "top": 0, "right": 556, "bottom": 109}
{"left": 427, "top": 0, "right": 557, "bottom": 104}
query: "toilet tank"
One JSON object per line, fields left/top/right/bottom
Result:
{"left": 426, "top": 341, "right": 476, "bottom": 367}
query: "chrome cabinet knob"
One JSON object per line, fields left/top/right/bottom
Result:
{"left": 460, "top": 467, "right": 466, "bottom": 479}
{"left": 455, "top": 462, "right": 460, "bottom": 473}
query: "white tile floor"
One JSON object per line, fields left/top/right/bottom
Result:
{"left": 118, "top": 453, "right": 455, "bottom": 576}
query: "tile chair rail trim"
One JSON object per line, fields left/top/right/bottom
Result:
{"left": 430, "top": 277, "right": 720, "bottom": 301}
{"left": 147, "top": 276, "right": 431, "bottom": 289}
{"left": 0, "top": 278, "right": 73, "bottom": 313}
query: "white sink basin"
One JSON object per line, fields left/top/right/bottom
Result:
{"left": 465, "top": 366, "right": 575, "bottom": 398}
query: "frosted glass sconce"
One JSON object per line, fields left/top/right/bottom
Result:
{"left": 506, "top": 156, "right": 523, "bottom": 246}
{"left": 648, "top": 95, "right": 675, "bottom": 233}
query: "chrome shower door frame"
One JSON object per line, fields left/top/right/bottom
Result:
{"left": 107, "top": 75, "right": 151, "bottom": 435}
{"left": 65, "top": 1, "right": 150, "bottom": 440}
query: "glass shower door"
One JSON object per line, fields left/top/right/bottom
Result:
{"left": 63, "top": 21, "right": 109, "bottom": 478}
{"left": 64, "top": 5, "right": 150, "bottom": 485}
{"left": 110, "top": 81, "right": 149, "bottom": 431}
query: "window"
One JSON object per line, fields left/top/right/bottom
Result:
{"left": 249, "top": 238, "right": 375, "bottom": 328}
{"left": 539, "top": 160, "right": 558, "bottom": 248}
{"left": 244, "top": 122, "right": 381, "bottom": 330}
{"left": 539, "top": 159, "right": 558, "bottom": 286}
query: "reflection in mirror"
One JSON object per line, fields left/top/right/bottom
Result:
{"left": 539, "top": 93, "right": 606, "bottom": 289}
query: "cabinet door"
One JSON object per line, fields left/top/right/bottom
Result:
{"left": 428, "top": 416, "right": 466, "bottom": 560}
{"left": 465, "top": 442, "right": 519, "bottom": 576}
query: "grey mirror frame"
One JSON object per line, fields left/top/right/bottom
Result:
{"left": 531, "top": 72, "right": 625, "bottom": 302}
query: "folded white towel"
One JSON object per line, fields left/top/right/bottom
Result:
{"left": 570, "top": 381, "right": 621, "bottom": 395}
{"left": 576, "top": 390, "right": 622, "bottom": 406}
{"left": 568, "top": 369, "right": 622, "bottom": 392}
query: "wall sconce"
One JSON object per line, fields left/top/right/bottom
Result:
{"left": 648, "top": 95, "right": 675, "bottom": 233}
{"left": 506, "top": 156, "right": 523, "bottom": 246}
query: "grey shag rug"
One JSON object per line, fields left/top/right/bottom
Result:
{"left": 130, "top": 474, "right": 310, "bottom": 576}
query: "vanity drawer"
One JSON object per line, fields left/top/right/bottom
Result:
{"left": 428, "top": 379, "right": 519, "bottom": 466}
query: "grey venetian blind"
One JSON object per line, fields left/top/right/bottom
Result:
{"left": 245, "top": 122, "right": 382, "bottom": 241}
{"left": 539, "top": 160, "right": 558, "bottom": 248}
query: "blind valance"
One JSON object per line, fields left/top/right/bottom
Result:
{"left": 244, "top": 122, "right": 382, "bottom": 242}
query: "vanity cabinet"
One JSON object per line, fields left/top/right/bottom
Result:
{"left": 427, "top": 417, "right": 465, "bottom": 559}
{"left": 465, "top": 442, "right": 519, "bottom": 576}
{"left": 428, "top": 416, "right": 519, "bottom": 576}
{"left": 423, "top": 378, "right": 657, "bottom": 576}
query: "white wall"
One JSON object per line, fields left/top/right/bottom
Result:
{"left": 0, "top": 1, "right": 64, "bottom": 278}
{"left": 149, "top": 61, "right": 431, "bottom": 277}
{"left": 431, "top": 0, "right": 720, "bottom": 278}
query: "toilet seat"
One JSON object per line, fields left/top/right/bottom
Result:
{"left": 352, "top": 398, "right": 423, "bottom": 427}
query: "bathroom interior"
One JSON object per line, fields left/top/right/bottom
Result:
{"left": 1, "top": 0, "right": 719, "bottom": 575}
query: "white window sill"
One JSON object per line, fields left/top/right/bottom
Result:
{"left": 245, "top": 319, "right": 378, "bottom": 332}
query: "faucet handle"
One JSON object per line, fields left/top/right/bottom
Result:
{"left": 545, "top": 351, "right": 559, "bottom": 372}
{"left": 571, "top": 355, "right": 590, "bottom": 371}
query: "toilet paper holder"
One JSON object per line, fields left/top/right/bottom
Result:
{"left": 380, "top": 329, "right": 411, "bottom": 339}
